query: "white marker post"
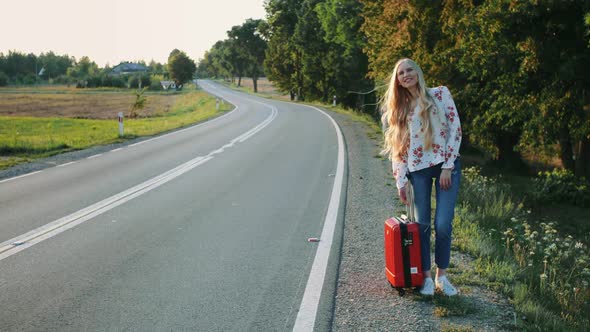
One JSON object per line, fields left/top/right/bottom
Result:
{"left": 216, "top": 98, "right": 220, "bottom": 110}
{"left": 333, "top": 95, "right": 337, "bottom": 106}
{"left": 118, "top": 112, "right": 124, "bottom": 137}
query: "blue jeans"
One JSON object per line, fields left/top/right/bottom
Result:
{"left": 408, "top": 158, "right": 461, "bottom": 272}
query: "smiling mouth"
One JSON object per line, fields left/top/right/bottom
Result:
{"left": 403, "top": 78, "right": 413, "bottom": 83}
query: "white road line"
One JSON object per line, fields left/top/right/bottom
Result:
{"left": 0, "top": 171, "right": 42, "bottom": 184}
{"left": 87, "top": 154, "right": 102, "bottom": 159}
{"left": 111, "top": 148, "right": 123, "bottom": 152}
{"left": 292, "top": 105, "right": 345, "bottom": 332}
{"left": 0, "top": 156, "right": 212, "bottom": 261}
{"left": 0, "top": 90, "right": 278, "bottom": 261}
{"left": 203, "top": 85, "right": 347, "bottom": 327}
{"left": 129, "top": 140, "right": 147, "bottom": 147}
{"left": 57, "top": 162, "right": 76, "bottom": 168}
{"left": 128, "top": 104, "right": 239, "bottom": 148}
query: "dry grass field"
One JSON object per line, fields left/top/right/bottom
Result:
{"left": 232, "top": 77, "right": 291, "bottom": 100}
{"left": 0, "top": 87, "right": 227, "bottom": 169}
{"left": 0, "top": 87, "right": 182, "bottom": 119}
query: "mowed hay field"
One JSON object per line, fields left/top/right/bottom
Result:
{"left": 0, "top": 86, "right": 229, "bottom": 169}
{"left": 0, "top": 87, "right": 181, "bottom": 119}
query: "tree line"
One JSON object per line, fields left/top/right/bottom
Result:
{"left": 199, "top": 0, "right": 590, "bottom": 177}
{"left": 0, "top": 49, "right": 195, "bottom": 90}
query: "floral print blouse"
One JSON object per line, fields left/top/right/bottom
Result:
{"left": 392, "top": 86, "right": 462, "bottom": 190}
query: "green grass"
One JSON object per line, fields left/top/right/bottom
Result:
{"left": 433, "top": 295, "right": 478, "bottom": 317}
{"left": 0, "top": 91, "right": 230, "bottom": 169}
{"left": 454, "top": 167, "right": 590, "bottom": 331}
{"left": 440, "top": 324, "right": 475, "bottom": 332}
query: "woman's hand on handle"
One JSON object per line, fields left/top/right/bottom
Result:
{"left": 398, "top": 185, "right": 408, "bottom": 205}
{"left": 440, "top": 169, "right": 452, "bottom": 190}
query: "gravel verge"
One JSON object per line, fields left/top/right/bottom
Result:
{"left": 323, "top": 108, "right": 516, "bottom": 332}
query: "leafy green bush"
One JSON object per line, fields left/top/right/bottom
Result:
{"left": 15, "top": 73, "right": 37, "bottom": 85}
{"left": 531, "top": 169, "right": 590, "bottom": 207}
{"left": 103, "top": 75, "right": 126, "bottom": 88}
{"left": 127, "top": 73, "right": 151, "bottom": 89}
{"left": 53, "top": 74, "right": 73, "bottom": 85}
{"left": 85, "top": 75, "right": 102, "bottom": 88}
{"left": 149, "top": 74, "right": 164, "bottom": 90}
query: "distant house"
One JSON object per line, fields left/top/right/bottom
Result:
{"left": 111, "top": 62, "right": 148, "bottom": 76}
{"left": 160, "top": 80, "right": 180, "bottom": 90}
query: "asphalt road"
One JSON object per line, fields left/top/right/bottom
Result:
{"left": 0, "top": 81, "right": 345, "bottom": 331}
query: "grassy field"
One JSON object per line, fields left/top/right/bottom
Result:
{"left": 0, "top": 86, "right": 230, "bottom": 169}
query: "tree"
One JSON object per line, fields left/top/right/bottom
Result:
{"left": 67, "top": 56, "right": 99, "bottom": 79}
{"left": 0, "top": 50, "right": 37, "bottom": 83}
{"left": 361, "top": 0, "right": 590, "bottom": 175}
{"left": 509, "top": 1, "right": 590, "bottom": 176}
{"left": 264, "top": 0, "right": 301, "bottom": 100}
{"left": 167, "top": 49, "right": 196, "bottom": 90}
{"left": 148, "top": 59, "right": 165, "bottom": 75}
{"left": 316, "top": 0, "right": 373, "bottom": 111}
{"left": 38, "top": 51, "right": 73, "bottom": 80}
{"left": 227, "top": 19, "right": 267, "bottom": 92}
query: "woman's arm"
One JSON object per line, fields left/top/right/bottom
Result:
{"left": 441, "top": 86, "right": 462, "bottom": 170}
{"left": 393, "top": 158, "right": 409, "bottom": 203}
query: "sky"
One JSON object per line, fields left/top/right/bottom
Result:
{"left": 1, "top": 0, "right": 267, "bottom": 67}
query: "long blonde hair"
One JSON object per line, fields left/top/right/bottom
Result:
{"left": 381, "top": 58, "right": 439, "bottom": 161}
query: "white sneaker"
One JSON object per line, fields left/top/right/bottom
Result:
{"left": 436, "top": 275, "right": 458, "bottom": 296}
{"left": 419, "top": 277, "right": 434, "bottom": 296}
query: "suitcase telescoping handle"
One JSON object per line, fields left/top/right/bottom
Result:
{"left": 400, "top": 183, "right": 416, "bottom": 223}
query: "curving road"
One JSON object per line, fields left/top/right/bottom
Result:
{"left": 0, "top": 81, "right": 345, "bottom": 331}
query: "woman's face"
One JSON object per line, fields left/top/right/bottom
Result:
{"left": 396, "top": 61, "right": 418, "bottom": 90}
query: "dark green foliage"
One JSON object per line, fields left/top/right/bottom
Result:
{"left": 67, "top": 56, "right": 99, "bottom": 79}
{"left": 227, "top": 19, "right": 267, "bottom": 92}
{"left": 167, "top": 49, "right": 196, "bottom": 89}
{"left": 263, "top": 0, "right": 373, "bottom": 107}
{"left": 0, "top": 71, "right": 8, "bottom": 86}
{"left": 361, "top": 0, "right": 590, "bottom": 176}
{"left": 100, "top": 74, "right": 126, "bottom": 88}
{"left": 197, "top": 19, "right": 267, "bottom": 90}
{"left": 531, "top": 169, "right": 590, "bottom": 207}
{"left": 127, "top": 73, "right": 151, "bottom": 89}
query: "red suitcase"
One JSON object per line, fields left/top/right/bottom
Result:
{"left": 384, "top": 217, "right": 423, "bottom": 295}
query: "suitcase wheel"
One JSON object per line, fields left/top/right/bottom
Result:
{"left": 387, "top": 282, "right": 406, "bottom": 296}
{"left": 396, "top": 287, "right": 405, "bottom": 297}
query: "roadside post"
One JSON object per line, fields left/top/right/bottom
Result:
{"left": 216, "top": 98, "right": 220, "bottom": 110}
{"left": 333, "top": 95, "right": 337, "bottom": 106}
{"left": 118, "top": 112, "right": 124, "bottom": 137}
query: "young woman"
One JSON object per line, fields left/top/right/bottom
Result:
{"left": 381, "top": 58, "right": 462, "bottom": 296}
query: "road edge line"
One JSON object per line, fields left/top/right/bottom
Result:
{"left": 292, "top": 105, "right": 346, "bottom": 331}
